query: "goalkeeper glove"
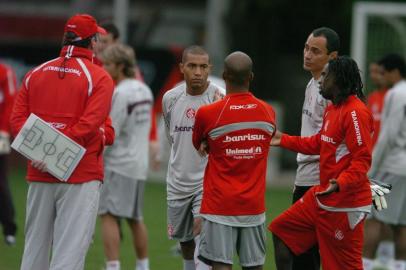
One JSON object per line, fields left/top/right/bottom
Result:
{"left": 370, "top": 180, "right": 392, "bottom": 211}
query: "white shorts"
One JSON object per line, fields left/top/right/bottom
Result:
{"left": 167, "top": 192, "right": 202, "bottom": 242}
{"left": 99, "top": 170, "right": 146, "bottom": 220}
{"left": 372, "top": 172, "right": 406, "bottom": 225}
{"left": 198, "top": 219, "right": 266, "bottom": 267}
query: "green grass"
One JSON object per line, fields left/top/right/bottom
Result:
{"left": 0, "top": 168, "right": 292, "bottom": 270}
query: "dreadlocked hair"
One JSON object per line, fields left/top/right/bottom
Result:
{"left": 328, "top": 56, "right": 365, "bottom": 104}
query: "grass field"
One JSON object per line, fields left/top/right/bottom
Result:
{"left": 0, "top": 168, "right": 293, "bottom": 270}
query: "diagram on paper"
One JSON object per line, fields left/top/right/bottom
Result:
{"left": 11, "top": 114, "right": 86, "bottom": 181}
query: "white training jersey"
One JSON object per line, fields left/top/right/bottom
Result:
{"left": 295, "top": 77, "right": 328, "bottom": 186}
{"left": 370, "top": 80, "right": 406, "bottom": 178}
{"left": 162, "top": 82, "right": 225, "bottom": 200}
{"left": 104, "top": 78, "right": 153, "bottom": 181}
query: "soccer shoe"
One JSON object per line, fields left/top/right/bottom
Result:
{"left": 5, "top": 235, "right": 16, "bottom": 246}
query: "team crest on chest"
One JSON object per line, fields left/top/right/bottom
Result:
{"left": 186, "top": 108, "right": 196, "bottom": 119}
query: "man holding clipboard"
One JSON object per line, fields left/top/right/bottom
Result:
{"left": 10, "top": 14, "right": 114, "bottom": 270}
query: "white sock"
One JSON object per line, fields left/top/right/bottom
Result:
{"left": 106, "top": 260, "right": 120, "bottom": 270}
{"left": 194, "top": 236, "right": 211, "bottom": 270}
{"left": 135, "top": 258, "right": 150, "bottom": 270}
{"left": 376, "top": 241, "right": 395, "bottom": 265}
{"left": 362, "top": 257, "right": 374, "bottom": 270}
{"left": 184, "top": 259, "right": 196, "bottom": 270}
{"left": 393, "top": 260, "right": 406, "bottom": 270}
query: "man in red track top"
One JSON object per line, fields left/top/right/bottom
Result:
{"left": 269, "top": 56, "right": 374, "bottom": 270}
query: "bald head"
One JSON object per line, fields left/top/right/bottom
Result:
{"left": 223, "top": 51, "right": 253, "bottom": 90}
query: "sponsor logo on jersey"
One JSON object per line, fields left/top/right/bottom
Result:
{"left": 302, "top": 108, "right": 312, "bottom": 117}
{"left": 43, "top": 66, "right": 82, "bottom": 77}
{"left": 48, "top": 122, "right": 67, "bottom": 129}
{"left": 185, "top": 108, "right": 196, "bottom": 119}
{"left": 222, "top": 134, "right": 266, "bottom": 142}
{"left": 229, "top": 104, "right": 257, "bottom": 110}
{"left": 174, "top": 125, "right": 193, "bottom": 132}
{"left": 225, "top": 146, "right": 262, "bottom": 156}
{"left": 351, "top": 110, "right": 362, "bottom": 146}
{"left": 321, "top": 134, "right": 336, "bottom": 144}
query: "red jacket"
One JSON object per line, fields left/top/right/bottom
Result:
{"left": 193, "top": 92, "right": 276, "bottom": 215}
{"left": 281, "top": 95, "right": 373, "bottom": 209}
{"left": 10, "top": 45, "right": 114, "bottom": 184}
{"left": 0, "top": 63, "right": 17, "bottom": 133}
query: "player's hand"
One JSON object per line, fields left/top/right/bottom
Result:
{"left": 370, "top": 181, "right": 391, "bottom": 211}
{"left": 315, "top": 179, "right": 339, "bottom": 196}
{"left": 32, "top": 160, "right": 47, "bottom": 173}
{"left": 270, "top": 130, "right": 282, "bottom": 146}
{"left": 0, "top": 131, "right": 11, "bottom": 154}
{"left": 198, "top": 141, "right": 209, "bottom": 157}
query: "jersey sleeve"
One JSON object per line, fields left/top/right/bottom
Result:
{"left": 103, "top": 116, "right": 115, "bottom": 146}
{"left": 280, "top": 133, "right": 321, "bottom": 155}
{"left": 162, "top": 93, "right": 172, "bottom": 144}
{"left": 0, "top": 65, "right": 17, "bottom": 133}
{"left": 336, "top": 108, "right": 373, "bottom": 192}
{"left": 10, "top": 72, "right": 31, "bottom": 137}
{"left": 192, "top": 107, "right": 207, "bottom": 150}
{"left": 63, "top": 74, "right": 114, "bottom": 146}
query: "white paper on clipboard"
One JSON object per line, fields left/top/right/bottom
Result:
{"left": 11, "top": 113, "right": 86, "bottom": 181}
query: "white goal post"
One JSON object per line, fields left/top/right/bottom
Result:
{"left": 351, "top": 2, "right": 406, "bottom": 90}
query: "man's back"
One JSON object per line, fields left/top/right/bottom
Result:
{"left": 104, "top": 78, "right": 153, "bottom": 180}
{"left": 193, "top": 92, "right": 276, "bottom": 216}
{"left": 10, "top": 45, "right": 114, "bottom": 183}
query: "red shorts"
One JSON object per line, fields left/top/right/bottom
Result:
{"left": 268, "top": 188, "right": 365, "bottom": 270}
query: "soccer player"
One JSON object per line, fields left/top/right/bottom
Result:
{"left": 291, "top": 26, "right": 339, "bottom": 269}
{"left": 192, "top": 51, "right": 276, "bottom": 270}
{"left": 269, "top": 56, "right": 374, "bottom": 270}
{"left": 364, "top": 53, "right": 406, "bottom": 270}
{"left": 0, "top": 62, "right": 18, "bottom": 246}
{"left": 162, "top": 45, "right": 224, "bottom": 270}
{"left": 10, "top": 14, "right": 114, "bottom": 270}
{"left": 363, "top": 60, "right": 394, "bottom": 269}
{"left": 366, "top": 61, "right": 388, "bottom": 147}
{"left": 98, "top": 44, "right": 153, "bottom": 270}
{"left": 95, "top": 22, "right": 160, "bottom": 170}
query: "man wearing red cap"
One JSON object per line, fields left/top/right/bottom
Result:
{"left": 10, "top": 14, "right": 114, "bottom": 270}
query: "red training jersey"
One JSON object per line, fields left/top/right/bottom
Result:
{"left": 193, "top": 92, "right": 276, "bottom": 216}
{"left": 10, "top": 46, "right": 114, "bottom": 184}
{"left": 0, "top": 63, "right": 17, "bottom": 133}
{"left": 367, "top": 89, "right": 388, "bottom": 147}
{"left": 281, "top": 95, "right": 373, "bottom": 209}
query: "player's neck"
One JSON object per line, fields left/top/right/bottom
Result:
{"left": 115, "top": 74, "right": 127, "bottom": 84}
{"left": 311, "top": 70, "right": 322, "bottom": 80}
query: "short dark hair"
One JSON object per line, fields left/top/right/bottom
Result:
{"left": 182, "top": 45, "right": 209, "bottom": 63}
{"left": 312, "top": 27, "right": 340, "bottom": 54}
{"left": 62, "top": 31, "right": 94, "bottom": 48}
{"left": 378, "top": 53, "right": 406, "bottom": 77}
{"left": 328, "top": 56, "right": 365, "bottom": 104}
{"left": 100, "top": 22, "right": 120, "bottom": 40}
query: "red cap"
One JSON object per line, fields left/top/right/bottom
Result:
{"left": 64, "top": 14, "right": 106, "bottom": 41}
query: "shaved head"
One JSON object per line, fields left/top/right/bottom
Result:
{"left": 223, "top": 51, "right": 253, "bottom": 87}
